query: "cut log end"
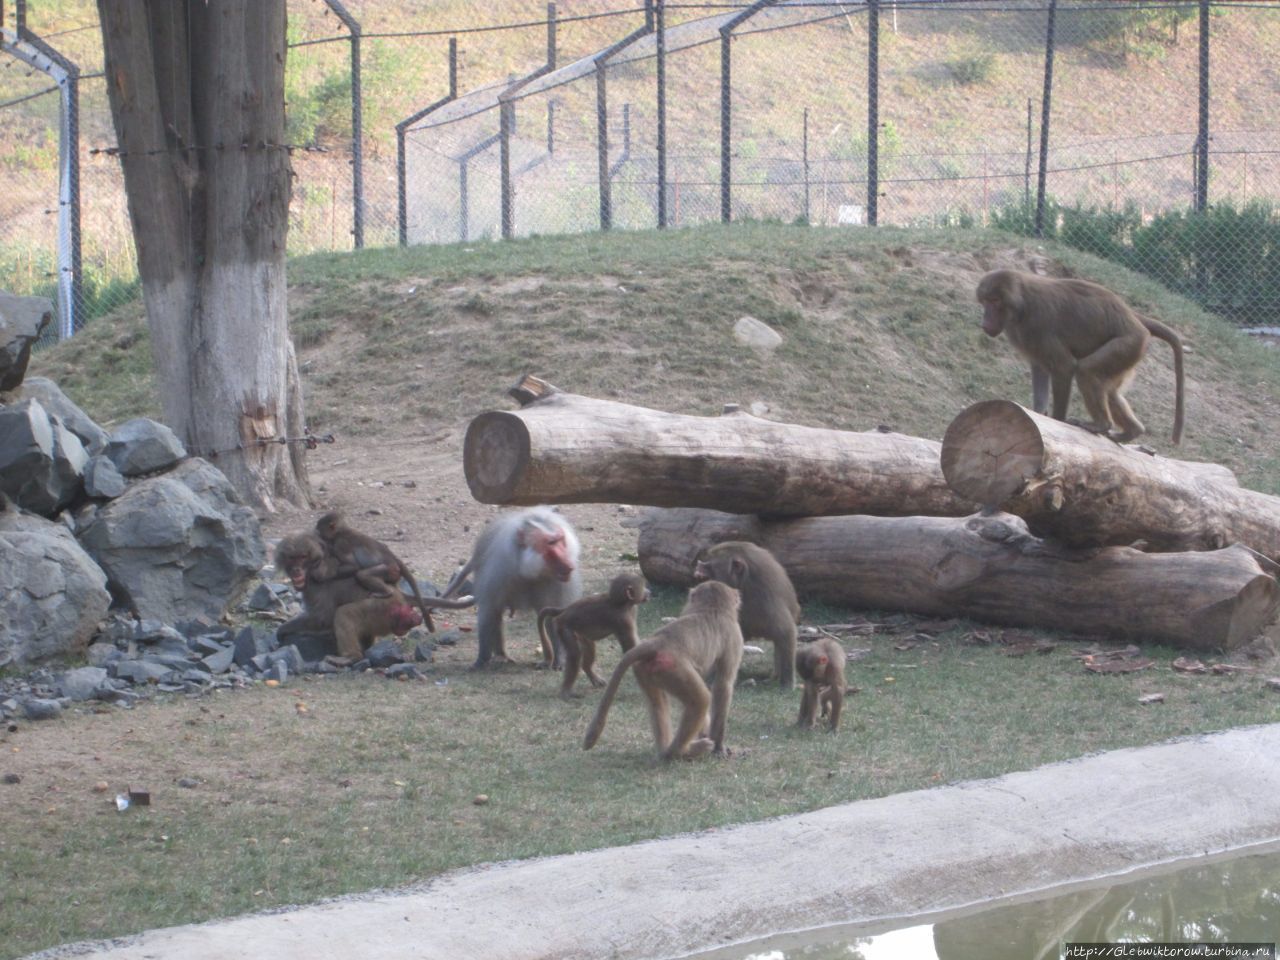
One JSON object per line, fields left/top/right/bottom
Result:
{"left": 464, "top": 412, "right": 531, "bottom": 504}
{"left": 941, "top": 400, "right": 1047, "bottom": 506}
{"left": 507, "top": 374, "right": 559, "bottom": 407}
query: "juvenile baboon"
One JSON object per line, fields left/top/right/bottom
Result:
{"left": 444, "top": 507, "right": 582, "bottom": 669}
{"left": 693, "top": 541, "right": 800, "bottom": 689}
{"left": 275, "top": 533, "right": 470, "bottom": 656}
{"left": 795, "top": 638, "right": 847, "bottom": 732}
{"left": 331, "top": 590, "right": 423, "bottom": 659}
{"left": 536, "top": 572, "right": 650, "bottom": 699}
{"left": 976, "top": 269, "right": 1185, "bottom": 444}
{"left": 314, "top": 511, "right": 446, "bottom": 632}
{"left": 583, "top": 580, "right": 744, "bottom": 761}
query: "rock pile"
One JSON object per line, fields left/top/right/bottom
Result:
{"left": 0, "top": 291, "right": 266, "bottom": 674}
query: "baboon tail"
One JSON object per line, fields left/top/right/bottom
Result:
{"left": 1142, "top": 314, "right": 1185, "bottom": 444}
{"left": 583, "top": 645, "right": 647, "bottom": 750}
{"left": 536, "top": 607, "right": 564, "bottom": 664}
{"left": 442, "top": 559, "right": 475, "bottom": 599}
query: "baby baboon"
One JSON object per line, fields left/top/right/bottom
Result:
{"left": 583, "top": 580, "right": 744, "bottom": 761}
{"left": 795, "top": 638, "right": 847, "bottom": 732}
{"left": 694, "top": 541, "right": 800, "bottom": 689}
{"left": 537, "top": 572, "right": 650, "bottom": 699}
{"left": 314, "top": 511, "right": 451, "bottom": 632}
{"left": 976, "top": 269, "right": 1185, "bottom": 444}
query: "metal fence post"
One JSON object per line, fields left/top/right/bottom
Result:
{"left": 656, "top": 0, "right": 667, "bottom": 228}
{"left": 11, "top": 7, "right": 81, "bottom": 335}
{"left": 867, "top": 0, "right": 879, "bottom": 226}
{"left": 322, "top": 1, "right": 363, "bottom": 249}
{"left": 499, "top": 3, "right": 557, "bottom": 240}
{"left": 597, "top": 64, "right": 611, "bottom": 230}
{"left": 395, "top": 37, "right": 456, "bottom": 247}
{"left": 1195, "top": 0, "right": 1210, "bottom": 215}
{"left": 720, "top": 0, "right": 782, "bottom": 225}
{"left": 1034, "top": 0, "right": 1057, "bottom": 239}
{"left": 803, "top": 106, "right": 810, "bottom": 225}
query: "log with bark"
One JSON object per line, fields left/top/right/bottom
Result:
{"left": 637, "top": 507, "right": 1279, "bottom": 652}
{"left": 940, "top": 400, "right": 1280, "bottom": 559}
{"left": 463, "top": 376, "right": 974, "bottom": 517}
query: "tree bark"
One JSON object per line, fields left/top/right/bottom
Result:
{"left": 637, "top": 508, "right": 1279, "bottom": 652}
{"left": 941, "top": 401, "right": 1280, "bottom": 558}
{"left": 97, "top": 0, "right": 309, "bottom": 511}
{"left": 463, "top": 377, "right": 973, "bottom": 517}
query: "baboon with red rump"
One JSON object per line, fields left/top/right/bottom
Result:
{"left": 796, "top": 638, "right": 847, "bottom": 732}
{"left": 313, "top": 511, "right": 445, "bottom": 632}
{"left": 583, "top": 580, "right": 744, "bottom": 761}
{"left": 273, "top": 533, "right": 472, "bottom": 659}
{"left": 444, "top": 507, "right": 582, "bottom": 669}
{"left": 693, "top": 541, "right": 800, "bottom": 690}
{"left": 976, "top": 269, "right": 1185, "bottom": 444}
{"left": 537, "top": 572, "right": 650, "bottom": 699}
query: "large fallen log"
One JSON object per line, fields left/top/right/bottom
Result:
{"left": 637, "top": 507, "right": 1279, "bottom": 652}
{"left": 463, "top": 376, "right": 974, "bottom": 517}
{"left": 941, "top": 400, "right": 1280, "bottom": 559}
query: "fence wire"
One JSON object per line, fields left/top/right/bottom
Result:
{"left": 3, "top": 0, "right": 1280, "bottom": 334}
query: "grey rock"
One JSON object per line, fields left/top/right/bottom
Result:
{"left": 111, "top": 660, "right": 175, "bottom": 684}
{"left": 201, "top": 644, "right": 235, "bottom": 675}
{"left": 130, "top": 621, "right": 185, "bottom": 645}
{"left": 267, "top": 644, "right": 304, "bottom": 676}
{"left": 0, "top": 511, "right": 110, "bottom": 667}
{"left": 147, "top": 652, "right": 198, "bottom": 671}
{"left": 15, "top": 378, "right": 109, "bottom": 455}
{"left": 0, "top": 398, "right": 87, "bottom": 515}
{"left": 193, "top": 635, "right": 227, "bottom": 656}
{"left": 266, "top": 660, "right": 289, "bottom": 684}
{"left": 434, "top": 629, "right": 462, "bottom": 647}
{"left": 366, "top": 639, "right": 406, "bottom": 668}
{"left": 77, "top": 458, "right": 266, "bottom": 623}
{"left": 83, "top": 455, "right": 126, "bottom": 499}
{"left": 85, "top": 642, "right": 121, "bottom": 667}
{"left": 103, "top": 418, "right": 186, "bottom": 477}
{"left": 181, "top": 669, "right": 213, "bottom": 684}
{"left": 247, "top": 581, "right": 290, "bottom": 611}
{"left": 414, "top": 642, "right": 435, "bottom": 663}
{"left": 177, "top": 777, "right": 199, "bottom": 789}
{"left": 23, "top": 697, "right": 62, "bottom": 721}
{"left": 175, "top": 617, "right": 224, "bottom": 640}
{"left": 0, "top": 292, "right": 52, "bottom": 391}
{"left": 233, "top": 626, "right": 269, "bottom": 667}
{"left": 386, "top": 663, "right": 422, "bottom": 681}
{"left": 57, "top": 666, "right": 109, "bottom": 701}
{"left": 284, "top": 632, "right": 334, "bottom": 663}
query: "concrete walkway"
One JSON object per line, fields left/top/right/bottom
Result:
{"left": 30, "top": 724, "right": 1280, "bottom": 960}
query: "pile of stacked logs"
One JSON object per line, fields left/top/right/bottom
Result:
{"left": 462, "top": 376, "right": 1280, "bottom": 653}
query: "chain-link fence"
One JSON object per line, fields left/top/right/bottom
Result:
{"left": 4, "top": 0, "right": 1280, "bottom": 337}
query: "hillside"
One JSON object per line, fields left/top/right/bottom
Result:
{"left": 30, "top": 224, "right": 1280, "bottom": 586}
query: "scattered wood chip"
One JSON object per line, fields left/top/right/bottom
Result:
{"left": 1172, "top": 657, "right": 1207, "bottom": 674}
{"left": 1138, "top": 693, "right": 1165, "bottom": 705}
{"left": 912, "top": 619, "right": 958, "bottom": 635}
{"left": 964, "top": 630, "right": 996, "bottom": 646}
{"left": 845, "top": 647, "right": 873, "bottom": 662}
{"left": 1265, "top": 678, "right": 1280, "bottom": 691}
{"left": 1210, "top": 663, "right": 1253, "bottom": 675}
{"left": 1083, "top": 655, "right": 1155, "bottom": 674}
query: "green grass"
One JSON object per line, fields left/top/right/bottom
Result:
{"left": 3, "top": 592, "right": 1277, "bottom": 957}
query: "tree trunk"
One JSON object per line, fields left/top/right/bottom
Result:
{"left": 941, "top": 401, "right": 1280, "bottom": 558}
{"left": 638, "top": 508, "right": 1279, "bottom": 652}
{"left": 97, "top": 0, "right": 309, "bottom": 511}
{"left": 463, "top": 376, "right": 973, "bottom": 517}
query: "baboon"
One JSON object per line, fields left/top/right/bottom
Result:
{"left": 583, "top": 580, "right": 744, "bottom": 761}
{"left": 444, "top": 507, "right": 582, "bottom": 669}
{"left": 796, "top": 638, "right": 847, "bottom": 732}
{"left": 536, "top": 572, "right": 650, "bottom": 699}
{"left": 976, "top": 269, "right": 1185, "bottom": 444}
{"left": 275, "top": 533, "right": 471, "bottom": 657}
{"left": 331, "top": 591, "right": 423, "bottom": 659}
{"left": 693, "top": 541, "right": 800, "bottom": 689}
{"left": 314, "top": 511, "right": 445, "bottom": 632}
